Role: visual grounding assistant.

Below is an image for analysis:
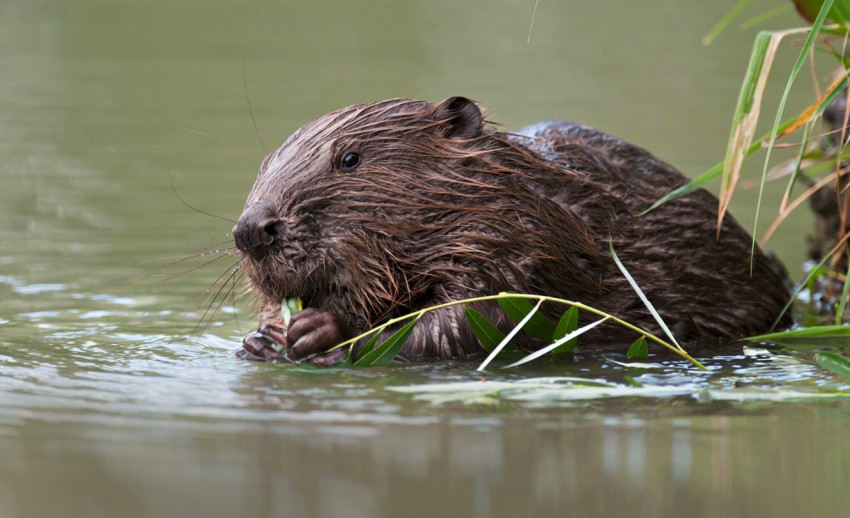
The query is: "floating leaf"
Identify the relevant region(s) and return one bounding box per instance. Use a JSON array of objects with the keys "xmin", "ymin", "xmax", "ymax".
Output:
[
  {"xmin": 464, "ymin": 308, "xmax": 507, "ymax": 353},
  {"xmin": 354, "ymin": 318, "xmax": 418, "ymax": 367},
  {"xmin": 747, "ymin": 325, "xmax": 850, "ymax": 344},
  {"xmin": 627, "ymin": 336, "xmax": 649, "ymax": 360},
  {"xmin": 498, "ymin": 295, "xmax": 556, "ymax": 341},
  {"xmin": 552, "ymin": 306, "xmax": 579, "ymax": 355},
  {"xmin": 699, "ymin": 388, "xmax": 850, "ymax": 402},
  {"xmin": 816, "ymin": 352, "xmax": 850, "ymax": 379},
  {"xmin": 388, "ymin": 377, "xmax": 850, "ymax": 405},
  {"xmin": 606, "ymin": 358, "xmax": 665, "ymax": 369}
]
